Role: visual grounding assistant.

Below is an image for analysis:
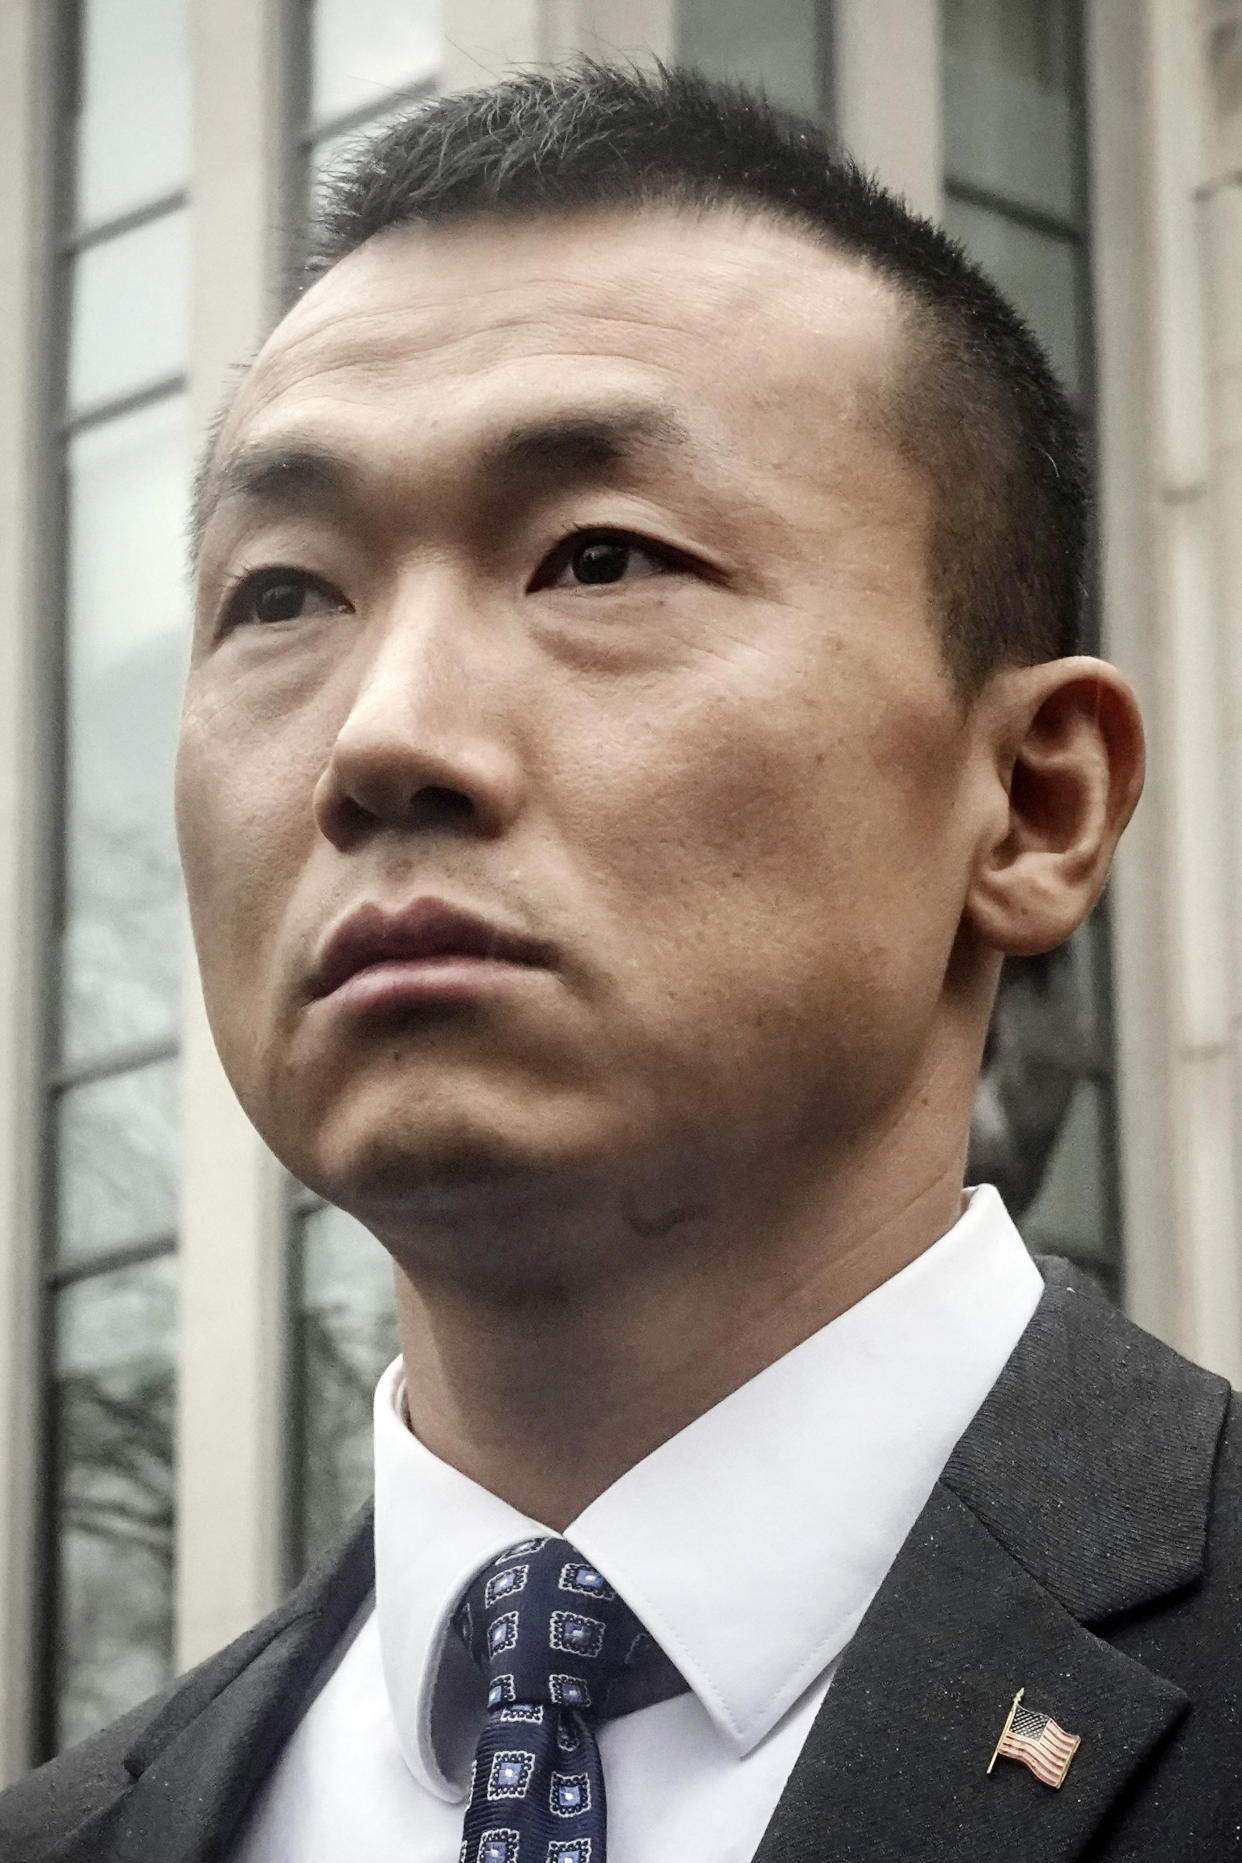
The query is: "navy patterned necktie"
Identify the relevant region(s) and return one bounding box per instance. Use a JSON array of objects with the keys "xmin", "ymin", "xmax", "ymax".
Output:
[{"xmin": 454, "ymin": 1535, "xmax": 687, "ymax": 1863}]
